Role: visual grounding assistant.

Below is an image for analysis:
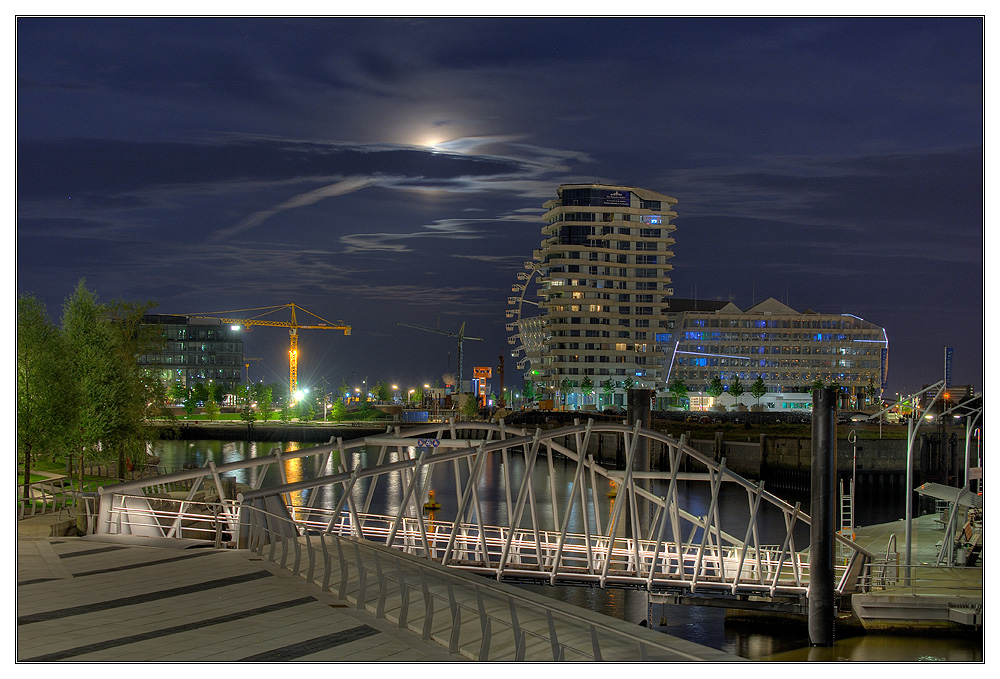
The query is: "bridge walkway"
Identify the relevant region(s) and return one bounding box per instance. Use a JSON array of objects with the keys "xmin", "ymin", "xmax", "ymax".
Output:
[{"xmin": 17, "ymin": 531, "xmax": 741, "ymax": 662}]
